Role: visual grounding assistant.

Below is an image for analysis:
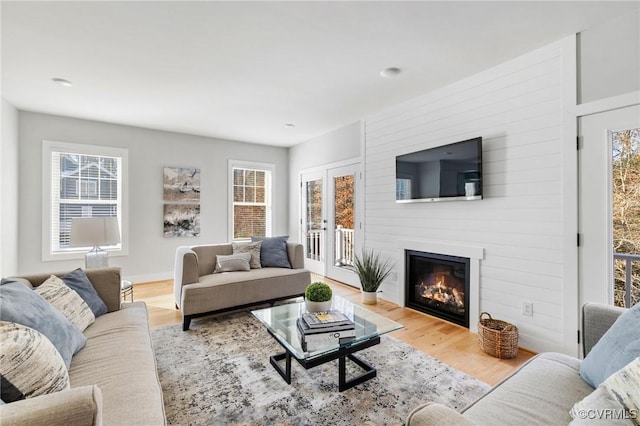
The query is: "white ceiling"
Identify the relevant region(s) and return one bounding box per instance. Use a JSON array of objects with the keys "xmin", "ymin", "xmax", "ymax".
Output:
[{"xmin": 2, "ymin": 1, "xmax": 638, "ymax": 147}]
